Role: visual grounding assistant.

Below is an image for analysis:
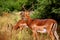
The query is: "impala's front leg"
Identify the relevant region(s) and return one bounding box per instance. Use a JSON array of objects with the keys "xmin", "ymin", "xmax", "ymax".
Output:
[
  {"xmin": 20, "ymin": 26, "xmax": 24, "ymax": 31},
  {"xmin": 32, "ymin": 30, "xmax": 39, "ymax": 40},
  {"xmin": 32, "ymin": 30, "xmax": 37, "ymax": 40},
  {"xmin": 13, "ymin": 25, "xmax": 19, "ymax": 30},
  {"xmin": 36, "ymin": 33, "xmax": 40, "ymax": 40}
]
